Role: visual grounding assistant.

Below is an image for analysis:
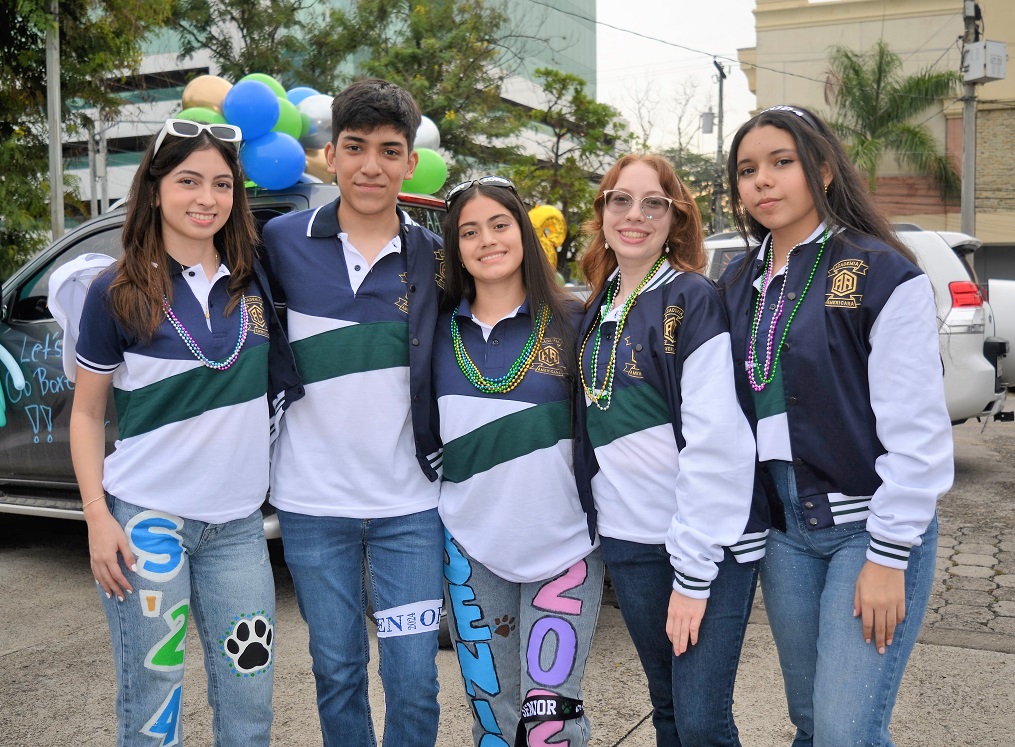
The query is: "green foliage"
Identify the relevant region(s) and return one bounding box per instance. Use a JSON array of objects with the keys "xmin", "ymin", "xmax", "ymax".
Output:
[
  {"xmin": 301, "ymin": 0, "xmax": 529, "ymax": 180},
  {"xmin": 504, "ymin": 68, "xmax": 631, "ymax": 273},
  {"xmin": 0, "ymin": 0, "xmax": 169, "ymax": 282},
  {"xmin": 662, "ymin": 146, "xmax": 722, "ymax": 232},
  {"xmin": 169, "ymin": 0, "xmax": 311, "ymax": 84},
  {"xmin": 825, "ymin": 39, "xmax": 961, "ymax": 197}
]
